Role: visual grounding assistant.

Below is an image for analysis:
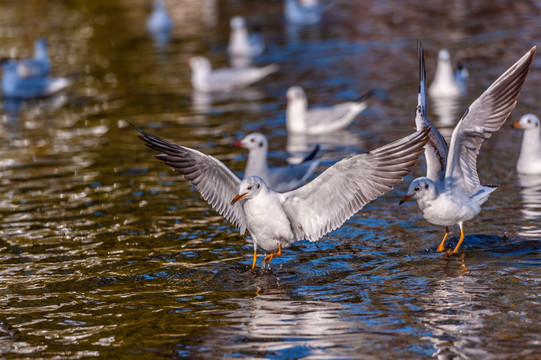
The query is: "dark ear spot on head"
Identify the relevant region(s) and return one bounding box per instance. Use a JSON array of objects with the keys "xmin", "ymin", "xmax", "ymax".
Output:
[
  {"xmin": 259, "ymin": 142, "xmax": 263, "ymax": 148},
  {"xmin": 257, "ymin": 184, "xmax": 260, "ymax": 188},
  {"xmin": 425, "ymin": 184, "xmax": 429, "ymax": 189}
]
